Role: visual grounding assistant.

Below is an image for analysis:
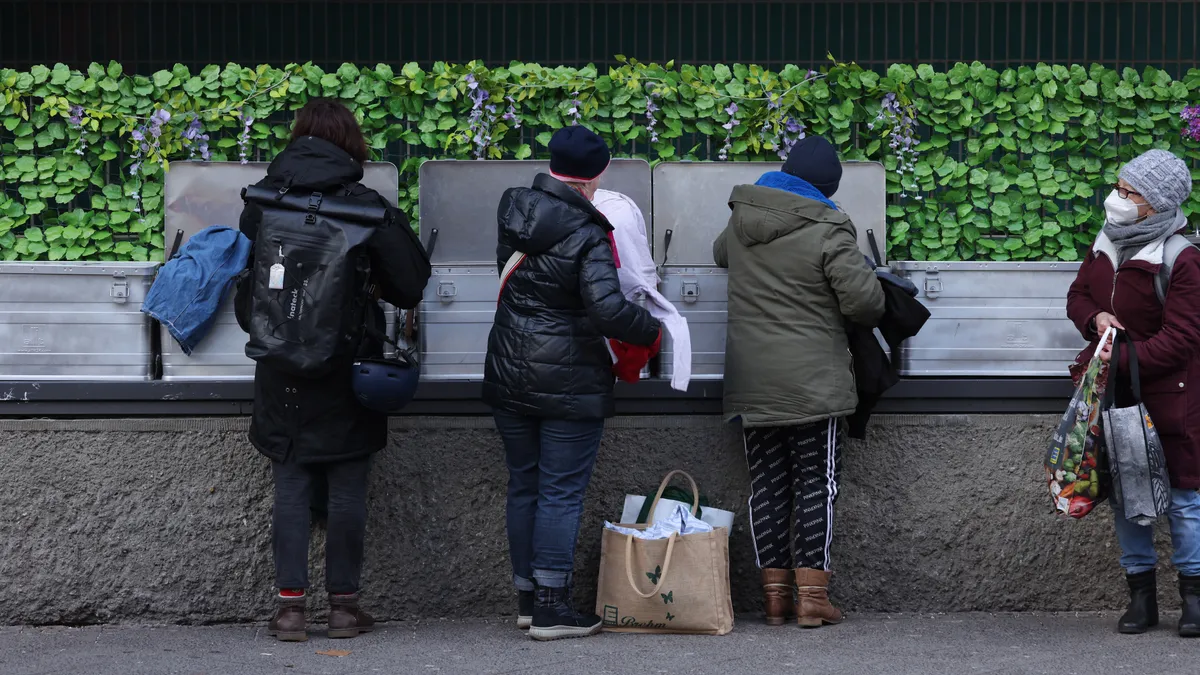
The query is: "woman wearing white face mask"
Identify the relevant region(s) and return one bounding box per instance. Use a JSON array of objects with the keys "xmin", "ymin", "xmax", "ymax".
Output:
[{"xmin": 1067, "ymin": 149, "xmax": 1200, "ymax": 638}]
